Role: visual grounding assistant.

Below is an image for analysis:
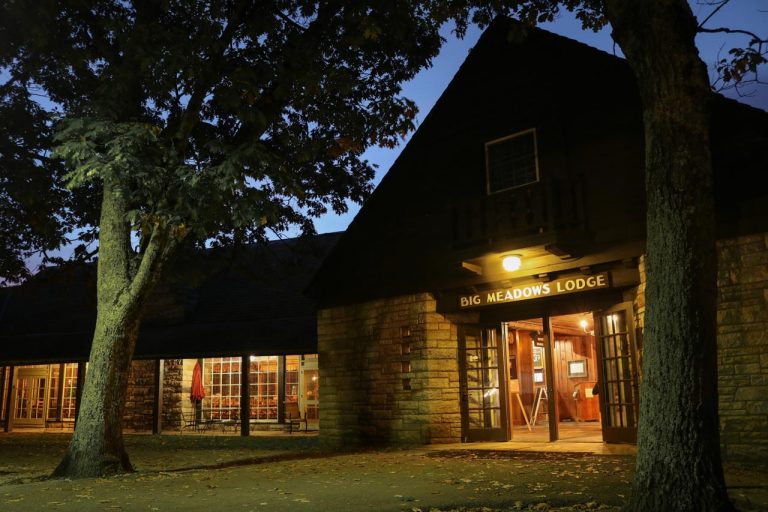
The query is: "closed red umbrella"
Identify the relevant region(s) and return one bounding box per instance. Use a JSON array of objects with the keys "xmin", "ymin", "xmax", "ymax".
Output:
[{"xmin": 190, "ymin": 361, "xmax": 206, "ymax": 402}]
